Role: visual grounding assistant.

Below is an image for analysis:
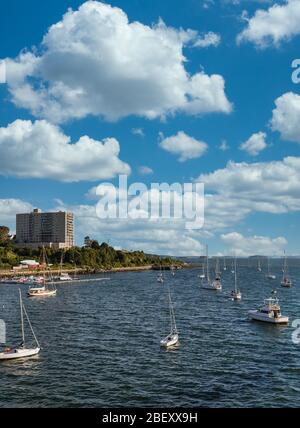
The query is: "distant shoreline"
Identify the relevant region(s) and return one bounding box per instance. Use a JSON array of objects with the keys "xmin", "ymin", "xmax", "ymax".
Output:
[{"xmin": 0, "ymin": 264, "xmax": 186, "ymax": 279}]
